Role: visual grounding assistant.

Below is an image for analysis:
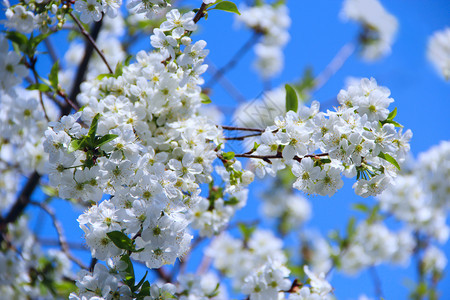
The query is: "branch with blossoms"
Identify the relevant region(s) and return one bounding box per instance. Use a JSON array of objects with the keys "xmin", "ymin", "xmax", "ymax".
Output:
[{"xmin": 0, "ymin": 0, "xmax": 448, "ymax": 299}]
